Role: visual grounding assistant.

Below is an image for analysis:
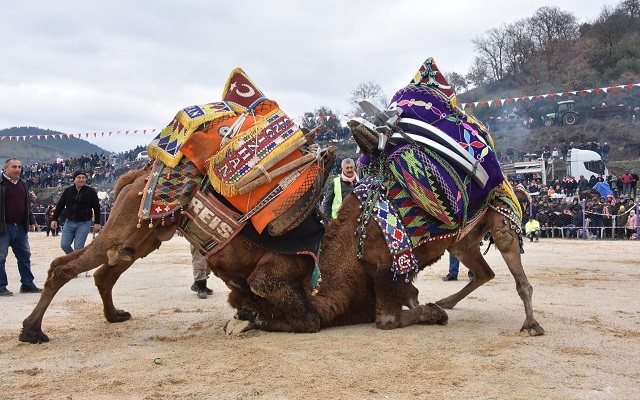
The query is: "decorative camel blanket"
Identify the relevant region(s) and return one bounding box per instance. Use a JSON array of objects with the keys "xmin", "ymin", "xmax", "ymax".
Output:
[
  {"xmin": 353, "ymin": 172, "xmax": 522, "ymax": 281},
  {"xmin": 148, "ymin": 102, "xmax": 236, "ymax": 168},
  {"xmin": 351, "ymin": 57, "xmax": 524, "ymax": 280},
  {"xmin": 387, "ymin": 144, "xmax": 467, "ymax": 228},
  {"xmin": 138, "ymin": 157, "xmax": 204, "ymax": 222},
  {"xmin": 353, "ymin": 178, "xmax": 419, "ymax": 282},
  {"xmin": 387, "ymin": 58, "xmax": 504, "ymax": 207},
  {"xmin": 141, "ymin": 68, "xmax": 328, "ymax": 235}
]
